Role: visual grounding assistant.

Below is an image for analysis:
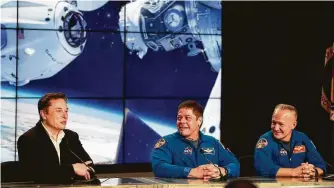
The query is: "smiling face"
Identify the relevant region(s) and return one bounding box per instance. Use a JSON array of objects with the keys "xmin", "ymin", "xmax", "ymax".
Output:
[
  {"xmin": 177, "ymin": 107, "xmax": 202, "ymax": 140},
  {"xmin": 271, "ymin": 109, "xmax": 297, "ymax": 142},
  {"xmin": 40, "ymin": 98, "xmax": 68, "ymax": 132}
]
